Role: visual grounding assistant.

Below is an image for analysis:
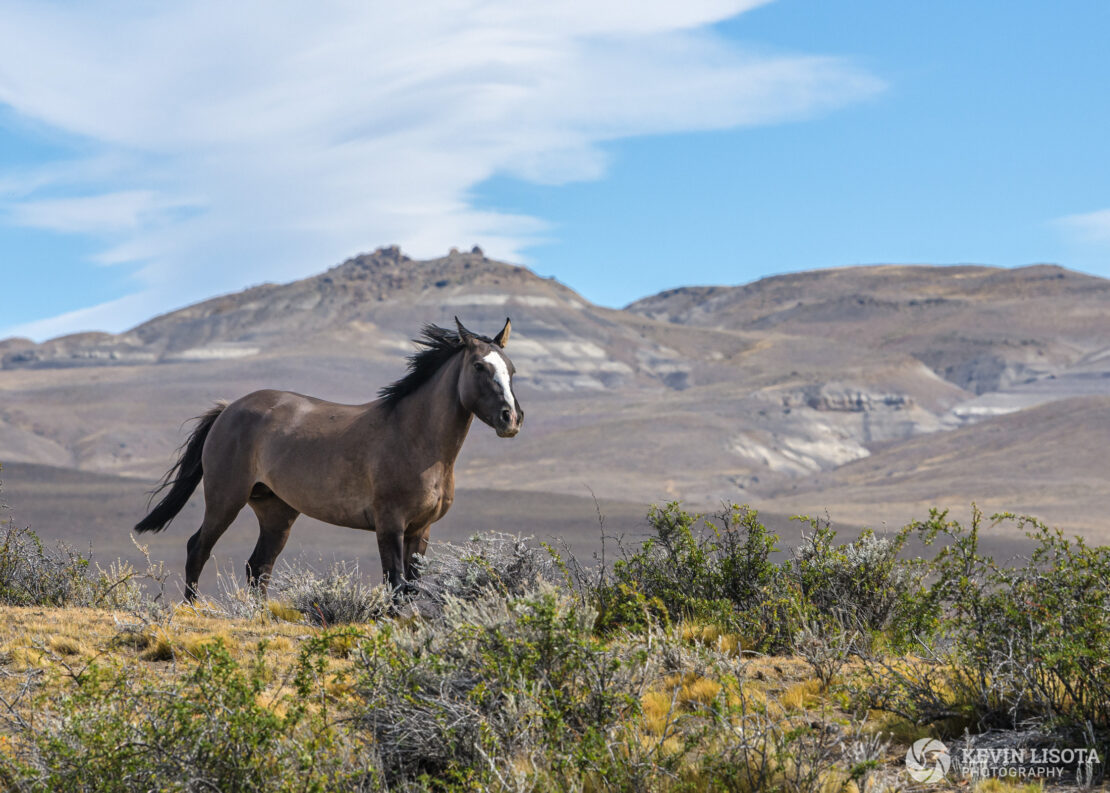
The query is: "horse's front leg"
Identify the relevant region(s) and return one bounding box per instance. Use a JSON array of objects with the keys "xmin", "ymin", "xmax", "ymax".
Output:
[
  {"xmin": 375, "ymin": 515, "xmax": 413, "ymax": 596},
  {"xmin": 404, "ymin": 525, "xmax": 431, "ymax": 581}
]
